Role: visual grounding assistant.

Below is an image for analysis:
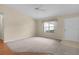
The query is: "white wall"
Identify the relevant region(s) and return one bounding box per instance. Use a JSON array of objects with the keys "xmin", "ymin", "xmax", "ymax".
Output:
[
  {"xmin": 0, "ymin": 15, "xmax": 3, "ymax": 39},
  {"xmin": 64, "ymin": 16, "xmax": 79, "ymax": 42},
  {"xmin": 35, "ymin": 17, "xmax": 64, "ymax": 40},
  {"xmin": 0, "ymin": 5, "xmax": 35, "ymax": 42}
]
